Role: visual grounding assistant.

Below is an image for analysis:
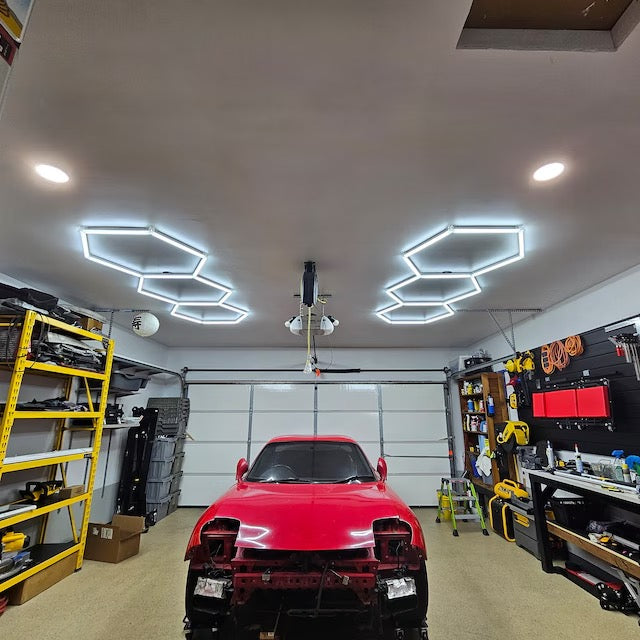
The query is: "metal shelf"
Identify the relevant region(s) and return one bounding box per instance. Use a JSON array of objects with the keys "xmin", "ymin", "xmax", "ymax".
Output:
[
  {"xmin": 13, "ymin": 411, "xmax": 102, "ymax": 420},
  {"xmin": 0, "ymin": 309, "xmax": 115, "ymax": 583},
  {"xmin": 2, "ymin": 448, "xmax": 93, "ymax": 473},
  {"xmin": 0, "ymin": 542, "xmax": 80, "ymax": 594},
  {"xmin": 26, "ymin": 361, "xmax": 107, "ymax": 380},
  {"xmin": 0, "ymin": 493, "xmax": 89, "ymax": 528}
]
